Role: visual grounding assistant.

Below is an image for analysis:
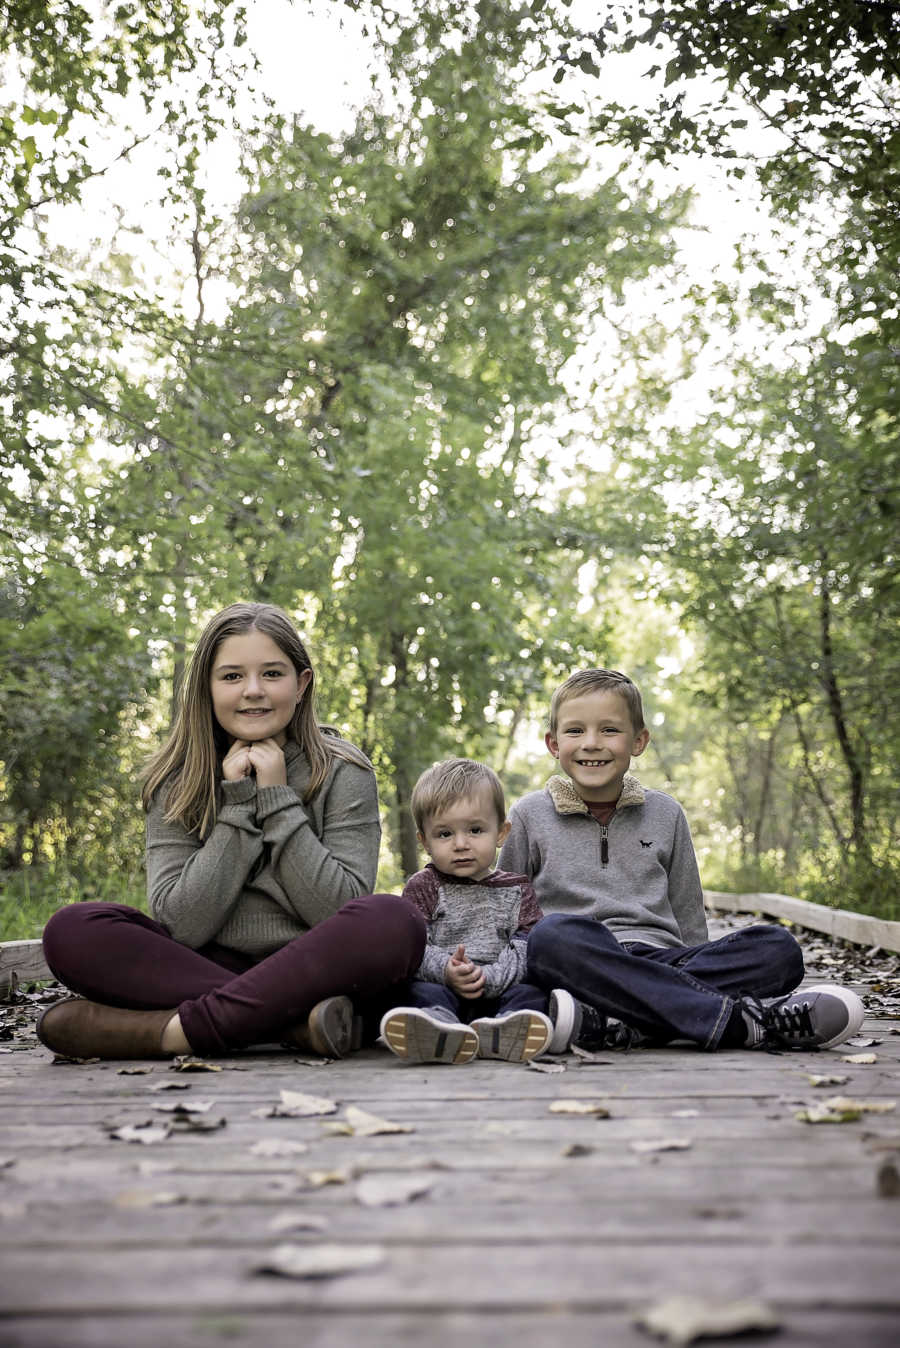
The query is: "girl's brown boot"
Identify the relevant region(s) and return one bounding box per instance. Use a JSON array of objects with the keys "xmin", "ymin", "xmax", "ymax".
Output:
[{"xmin": 36, "ymin": 998, "xmax": 177, "ymax": 1060}]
